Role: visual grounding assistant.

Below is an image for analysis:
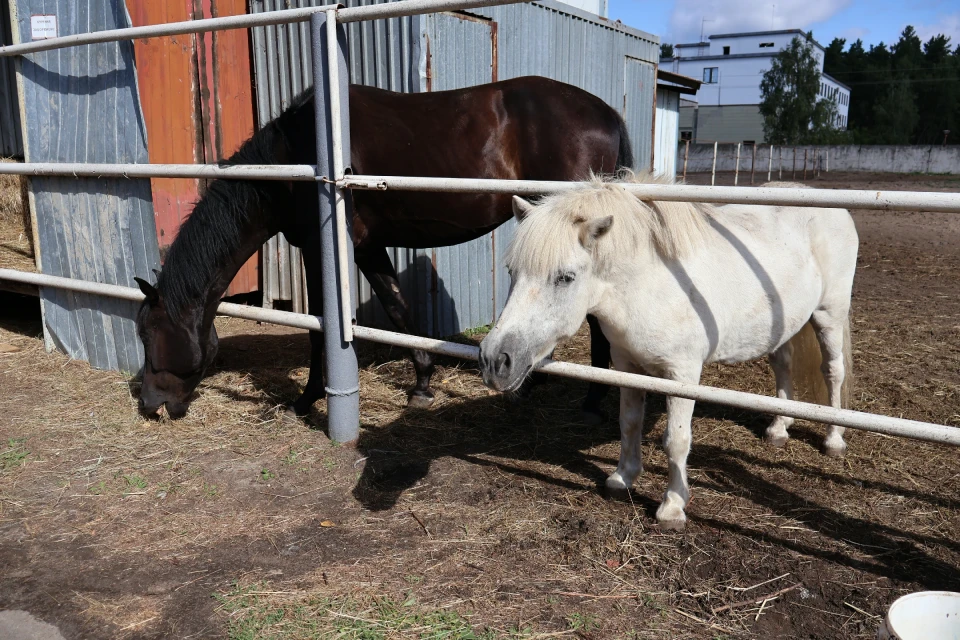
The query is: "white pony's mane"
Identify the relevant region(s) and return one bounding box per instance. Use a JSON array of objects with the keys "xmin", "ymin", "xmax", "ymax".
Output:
[{"xmin": 506, "ymin": 171, "xmax": 712, "ymax": 276}]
